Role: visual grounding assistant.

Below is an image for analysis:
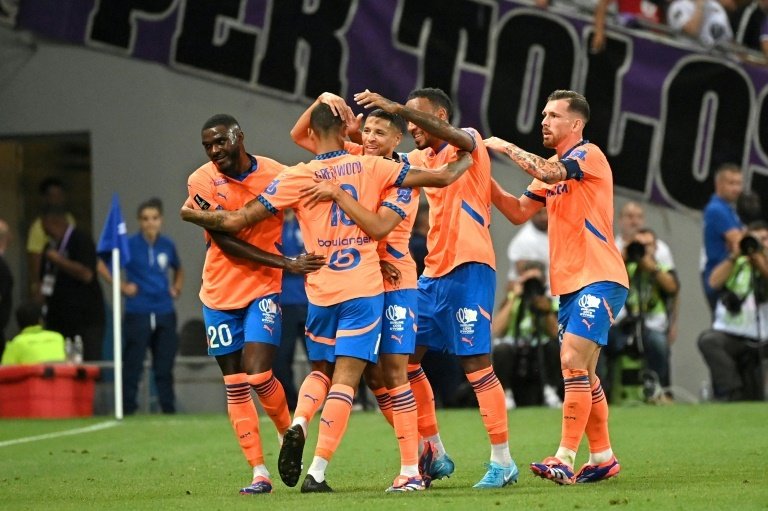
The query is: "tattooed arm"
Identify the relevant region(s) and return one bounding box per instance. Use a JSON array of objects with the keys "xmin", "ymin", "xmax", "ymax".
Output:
[{"xmin": 484, "ymin": 136, "xmax": 566, "ymax": 184}]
